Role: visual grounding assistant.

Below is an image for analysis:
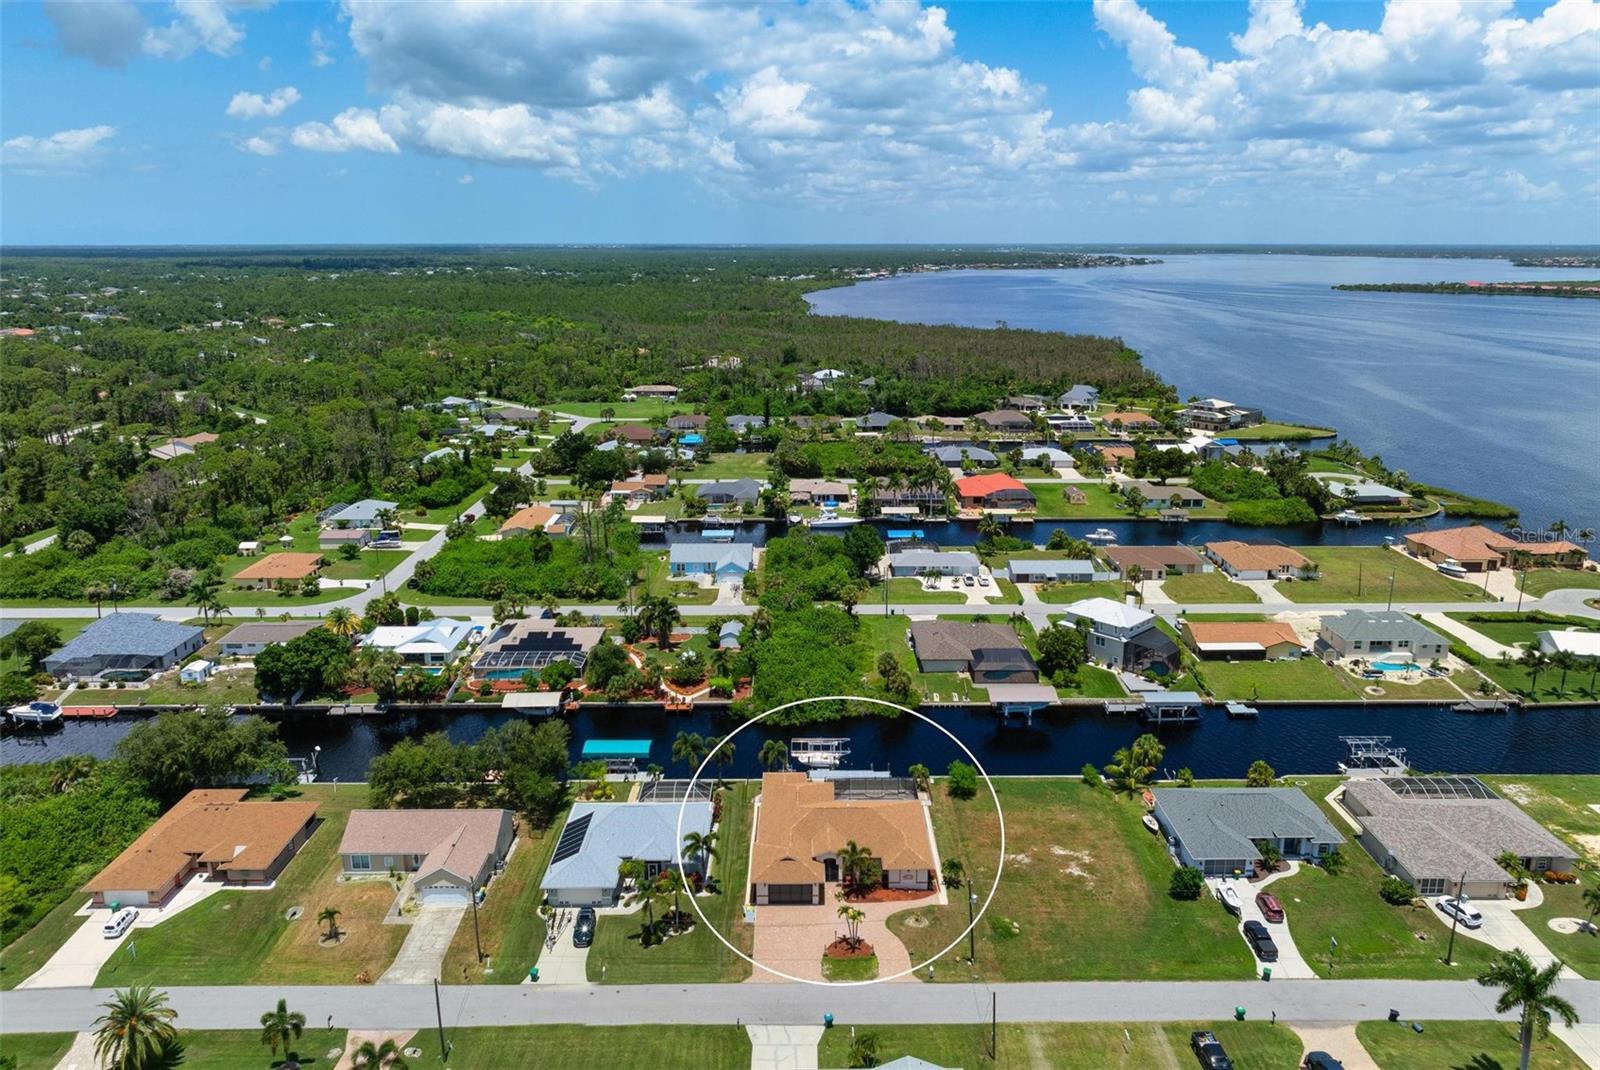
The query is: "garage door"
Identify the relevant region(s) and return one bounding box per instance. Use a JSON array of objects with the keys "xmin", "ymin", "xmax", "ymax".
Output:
[{"xmin": 418, "ymin": 884, "xmax": 470, "ymax": 906}]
